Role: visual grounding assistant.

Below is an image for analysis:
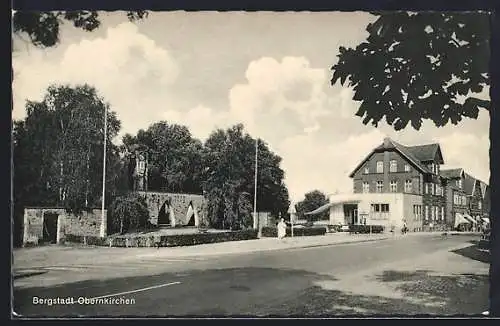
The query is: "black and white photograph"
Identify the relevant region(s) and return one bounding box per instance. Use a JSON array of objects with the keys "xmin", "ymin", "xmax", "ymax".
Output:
[{"xmin": 11, "ymin": 9, "xmax": 493, "ymax": 318}]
